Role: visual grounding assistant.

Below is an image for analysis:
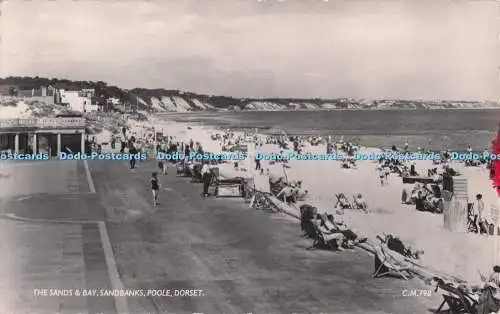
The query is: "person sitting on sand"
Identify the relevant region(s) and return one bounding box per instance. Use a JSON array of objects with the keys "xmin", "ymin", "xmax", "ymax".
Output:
[
  {"xmin": 312, "ymin": 215, "xmax": 345, "ymax": 251},
  {"xmin": 300, "ymin": 204, "xmax": 318, "ymax": 234},
  {"xmin": 478, "ymin": 265, "xmax": 500, "ymax": 311},
  {"xmin": 325, "ymin": 214, "xmax": 367, "ymax": 248},
  {"xmin": 401, "ymin": 166, "xmax": 410, "ymax": 177},
  {"xmin": 341, "ymin": 159, "xmax": 350, "ymax": 169},
  {"xmin": 415, "ymin": 191, "xmax": 425, "ymax": 211},
  {"xmin": 277, "ymin": 185, "xmax": 296, "ymax": 205},
  {"xmin": 353, "ymin": 194, "xmax": 368, "ymax": 212},
  {"xmin": 410, "ymin": 161, "xmax": 418, "ymax": 176},
  {"xmin": 432, "ymin": 171, "xmax": 442, "ymax": 183},
  {"xmin": 423, "ymin": 194, "xmax": 442, "ymax": 213},
  {"xmin": 482, "ymin": 266, "xmax": 500, "ymax": 290}
]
